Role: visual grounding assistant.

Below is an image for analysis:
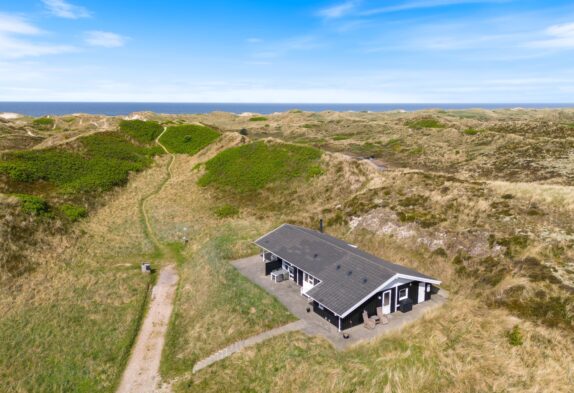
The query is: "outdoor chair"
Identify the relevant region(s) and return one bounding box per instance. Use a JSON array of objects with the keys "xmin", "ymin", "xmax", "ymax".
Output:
[
  {"xmin": 362, "ymin": 310, "xmax": 375, "ymax": 330},
  {"xmin": 376, "ymin": 307, "xmax": 389, "ymax": 325}
]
